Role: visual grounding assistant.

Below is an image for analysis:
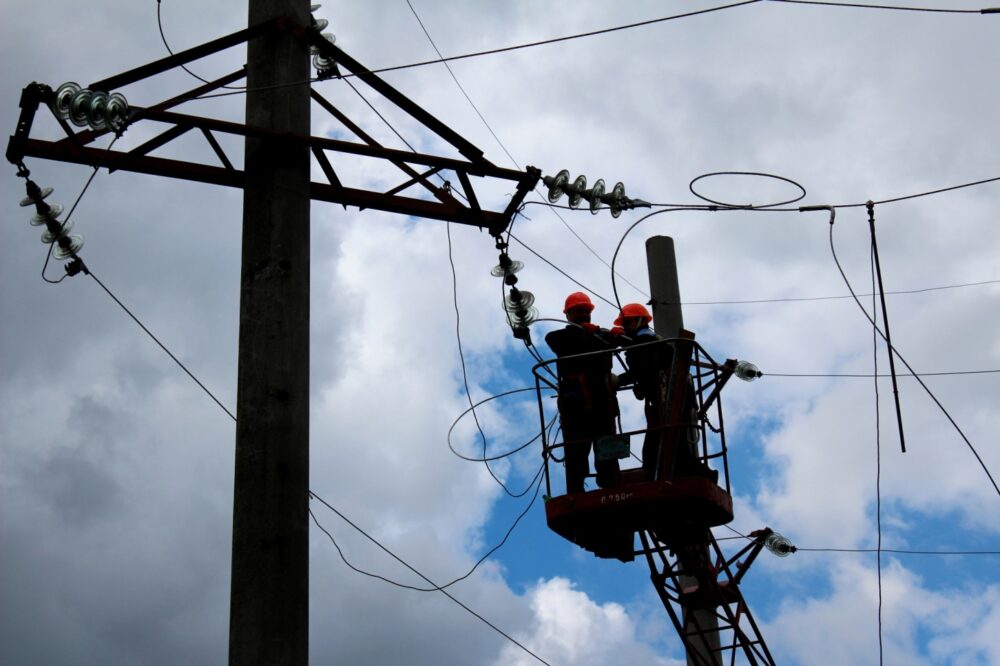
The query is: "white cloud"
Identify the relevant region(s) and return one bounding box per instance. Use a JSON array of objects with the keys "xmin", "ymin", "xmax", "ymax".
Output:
[
  {"xmin": 494, "ymin": 577, "xmax": 681, "ymax": 666},
  {"xmin": 2, "ymin": 1, "xmax": 999, "ymax": 664}
]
